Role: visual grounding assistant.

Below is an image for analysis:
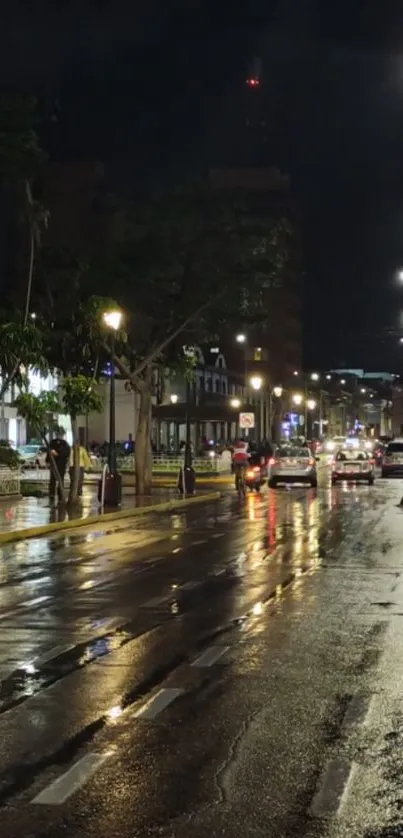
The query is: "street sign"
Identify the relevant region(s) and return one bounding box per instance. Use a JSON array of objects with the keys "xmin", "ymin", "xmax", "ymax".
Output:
[{"xmin": 239, "ymin": 412, "xmax": 255, "ymax": 429}]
